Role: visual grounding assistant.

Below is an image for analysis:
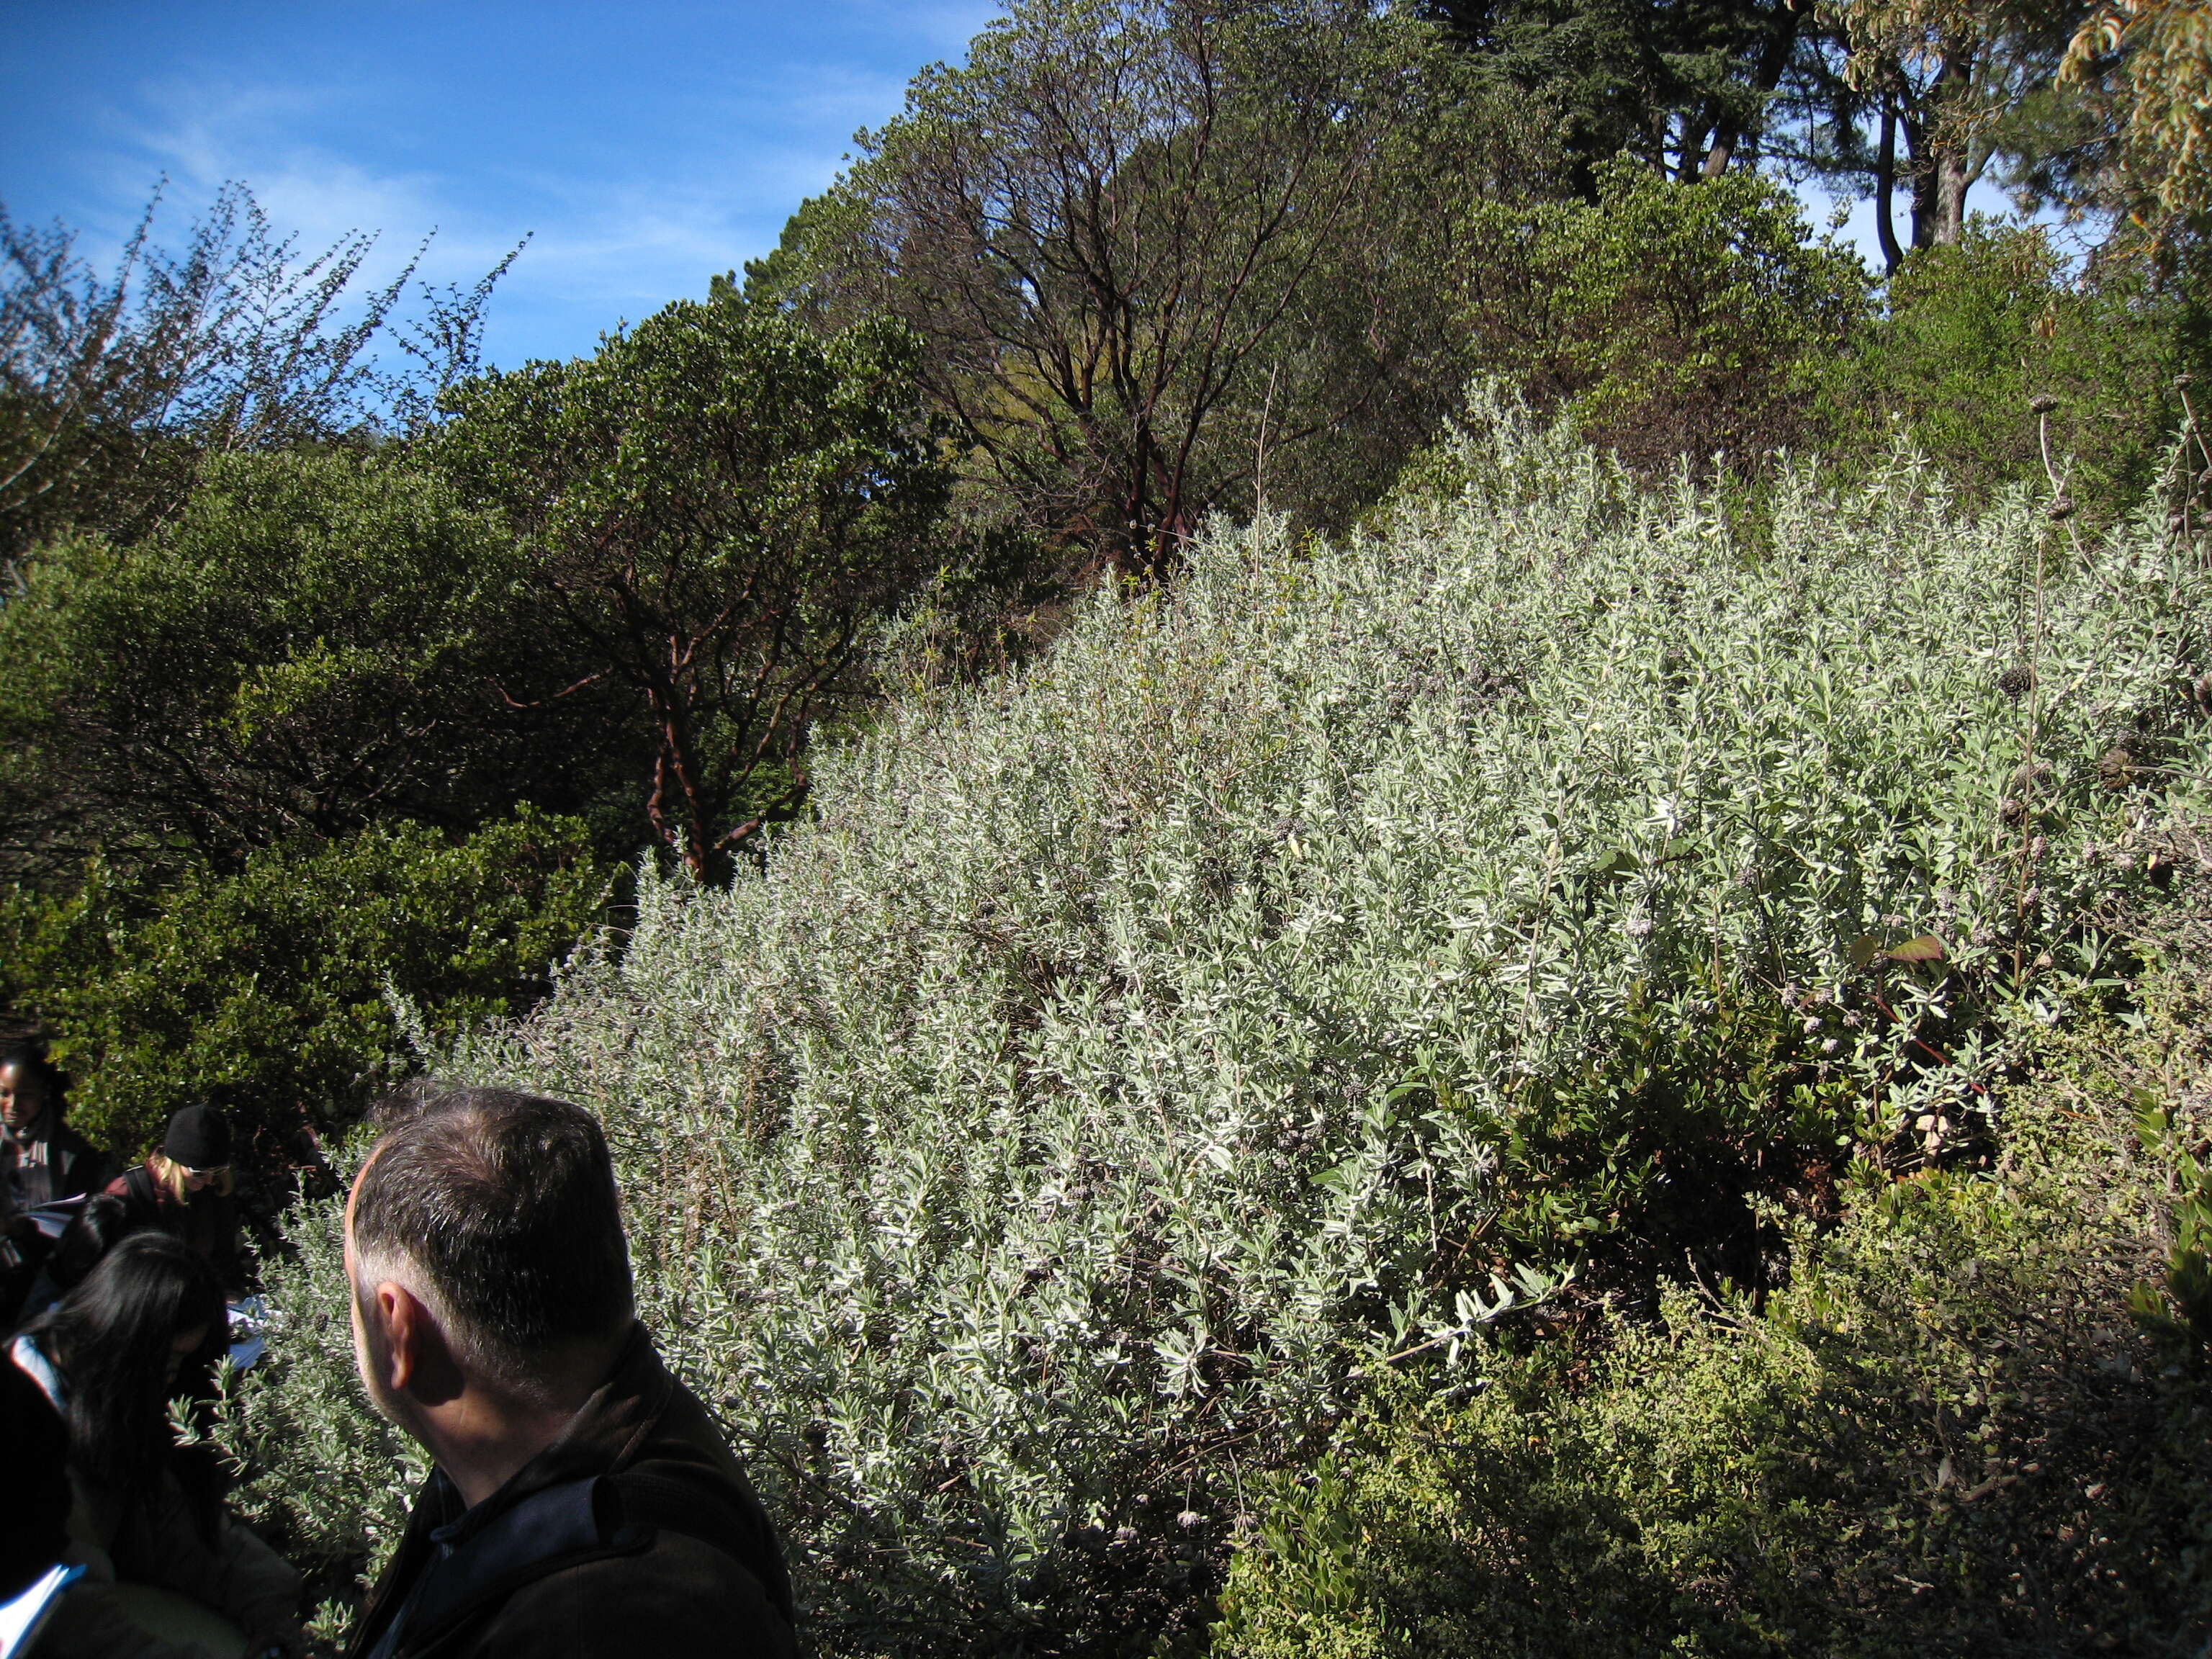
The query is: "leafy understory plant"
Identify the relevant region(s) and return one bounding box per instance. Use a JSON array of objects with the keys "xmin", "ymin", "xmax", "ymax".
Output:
[
  {"xmin": 219, "ymin": 390, "xmax": 2211, "ymax": 1656},
  {"xmin": 2131, "ymin": 1095, "xmax": 2212, "ymax": 1358}
]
